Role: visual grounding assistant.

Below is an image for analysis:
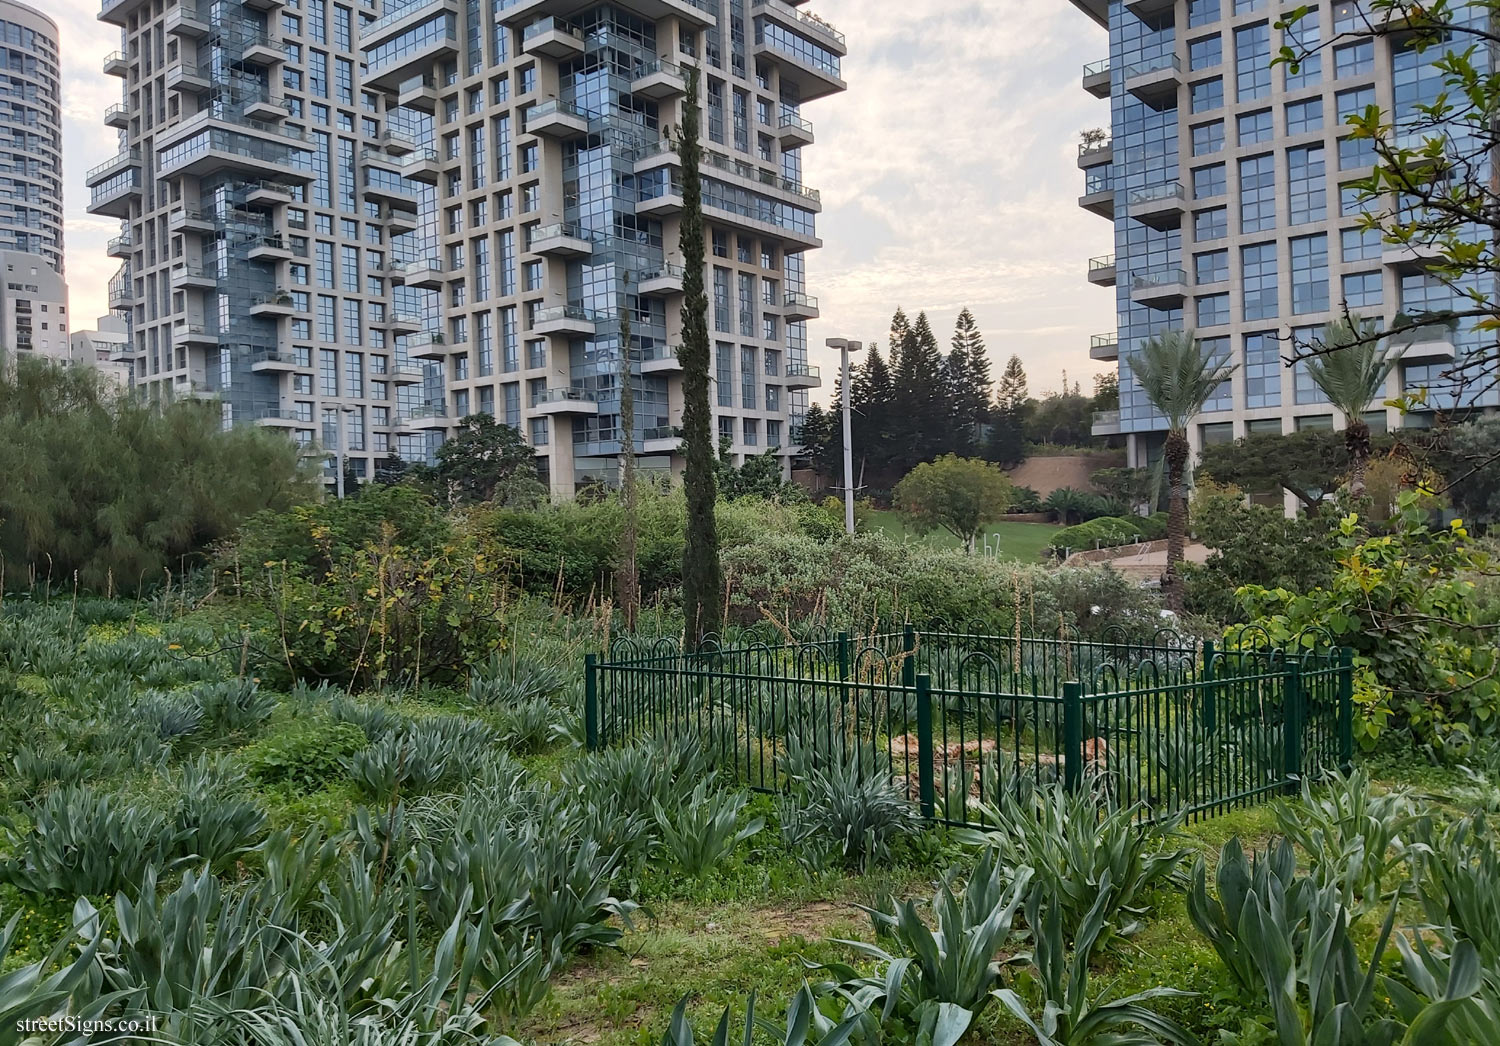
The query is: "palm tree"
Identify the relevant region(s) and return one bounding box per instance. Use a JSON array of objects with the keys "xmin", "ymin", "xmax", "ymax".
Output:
[
  {"xmin": 1127, "ymin": 330, "xmax": 1237, "ymax": 612},
  {"xmin": 1302, "ymin": 316, "xmax": 1399, "ymax": 498}
]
